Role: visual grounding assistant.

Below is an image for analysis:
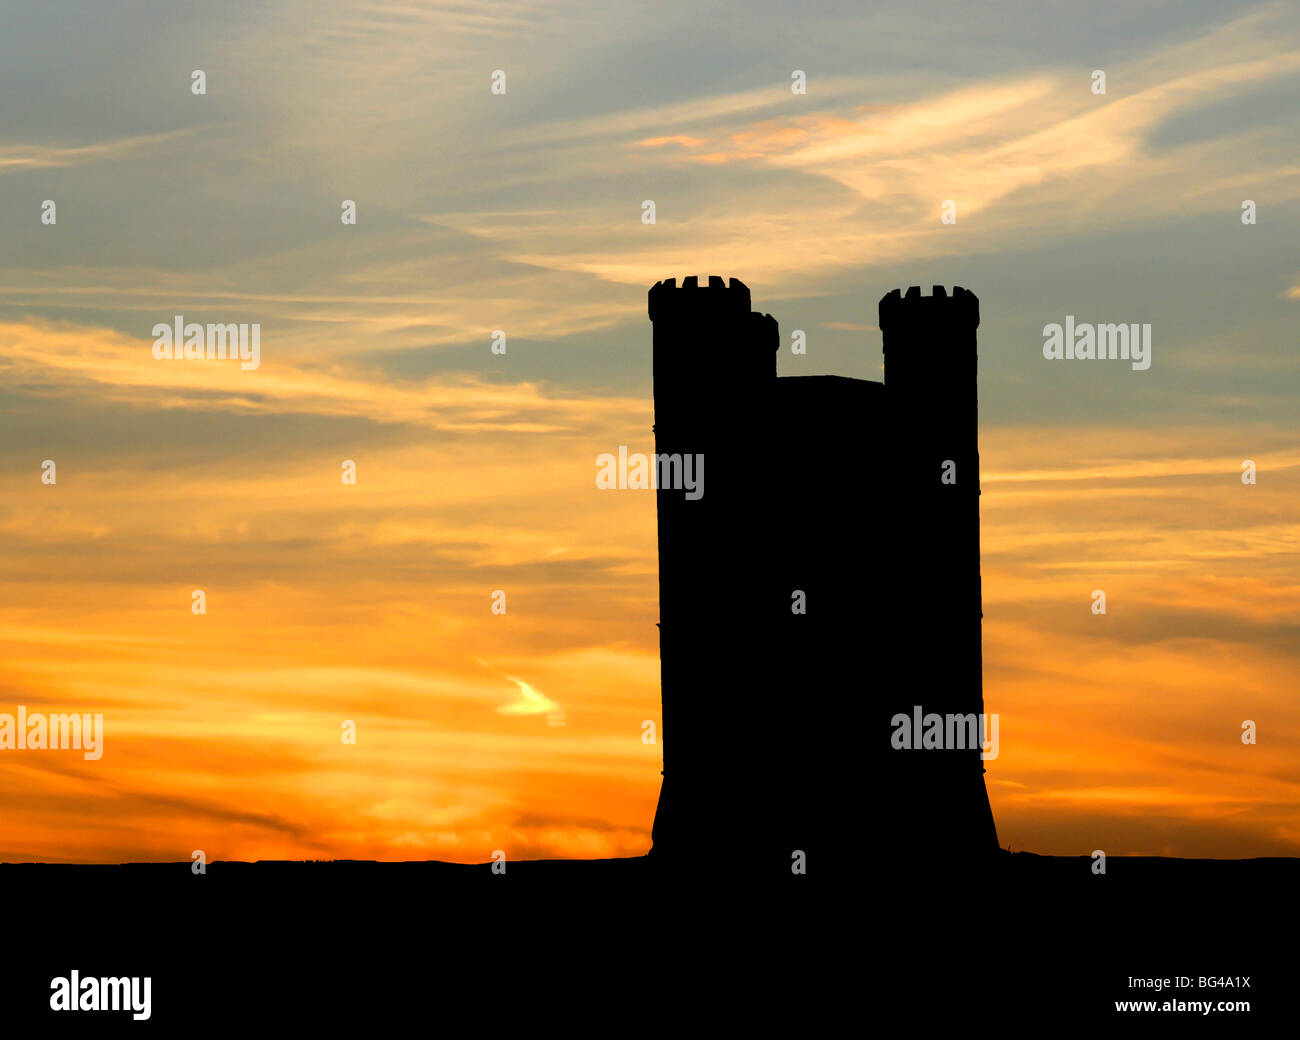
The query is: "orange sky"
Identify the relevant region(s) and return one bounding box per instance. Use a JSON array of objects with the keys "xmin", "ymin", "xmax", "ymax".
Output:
[
  {"xmin": 2, "ymin": 396, "xmax": 1298, "ymax": 862},
  {"xmin": 3, "ymin": 2, "xmax": 1299, "ymax": 862},
  {"xmin": 0, "ymin": 374, "xmax": 662, "ymax": 862}
]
